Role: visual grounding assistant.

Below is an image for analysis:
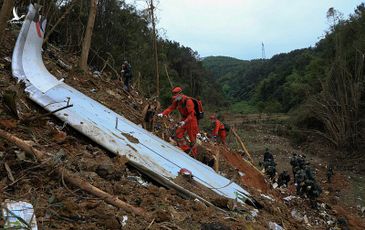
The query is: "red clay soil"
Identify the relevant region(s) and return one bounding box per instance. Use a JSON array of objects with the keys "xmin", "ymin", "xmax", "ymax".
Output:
[
  {"xmin": 219, "ymin": 147, "xmax": 270, "ymax": 193},
  {"xmin": 332, "ymin": 205, "xmax": 365, "ymax": 229}
]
